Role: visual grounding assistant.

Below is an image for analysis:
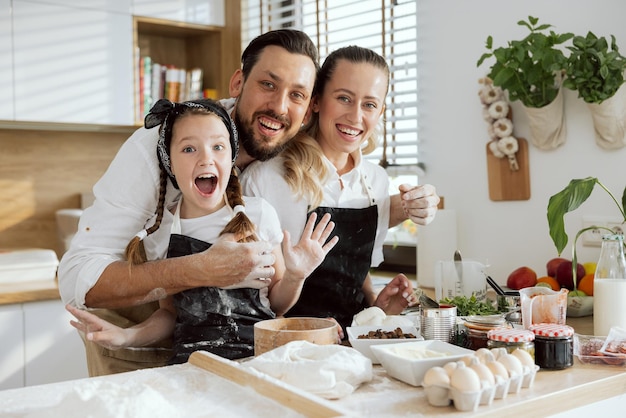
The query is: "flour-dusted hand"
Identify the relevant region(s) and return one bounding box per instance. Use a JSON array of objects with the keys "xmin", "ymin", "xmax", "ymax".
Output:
[
  {"xmin": 282, "ymin": 212, "xmax": 339, "ymax": 281},
  {"xmin": 374, "ymin": 274, "xmax": 415, "ymax": 315},
  {"xmin": 66, "ymin": 304, "xmax": 129, "ymax": 350},
  {"xmin": 200, "ymin": 233, "xmax": 276, "ymax": 290},
  {"xmin": 398, "ymin": 183, "xmax": 440, "ymax": 226}
]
